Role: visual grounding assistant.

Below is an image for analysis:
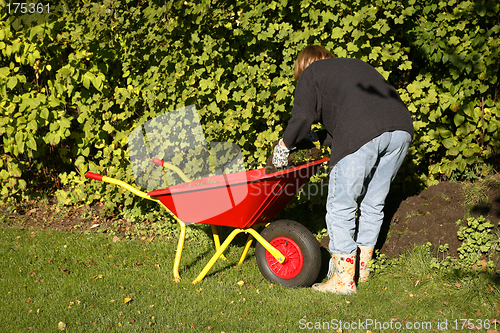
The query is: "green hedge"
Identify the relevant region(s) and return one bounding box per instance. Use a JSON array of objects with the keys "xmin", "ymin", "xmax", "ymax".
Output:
[{"xmin": 0, "ymin": 0, "xmax": 499, "ymax": 212}]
